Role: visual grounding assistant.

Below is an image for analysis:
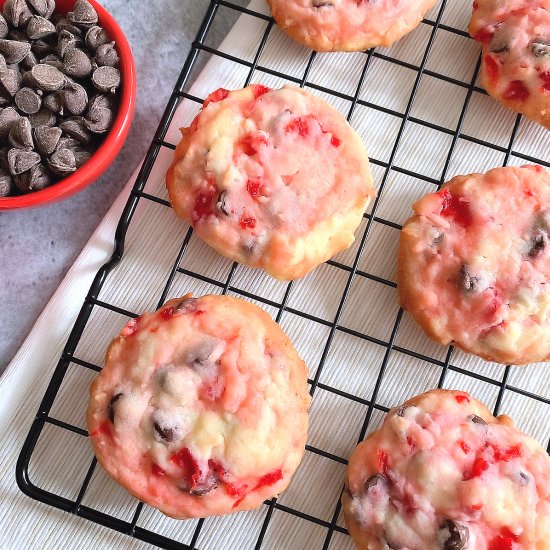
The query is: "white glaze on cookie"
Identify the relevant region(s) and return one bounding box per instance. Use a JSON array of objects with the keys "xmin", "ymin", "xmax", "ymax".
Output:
[
  {"xmin": 267, "ymin": 0, "xmax": 438, "ymax": 52},
  {"xmin": 87, "ymin": 295, "xmax": 310, "ymax": 519},
  {"xmin": 343, "ymin": 390, "xmax": 550, "ymax": 549},
  {"xmin": 469, "ymin": 0, "xmax": 550, "ymax": 129},
  {"xmin": 398, "ymin": 165, "xmax": 550, "ymax": 365},
  {"xmin": 166, "ymin": 85, "xmax": 374, "ymax": 280}
]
